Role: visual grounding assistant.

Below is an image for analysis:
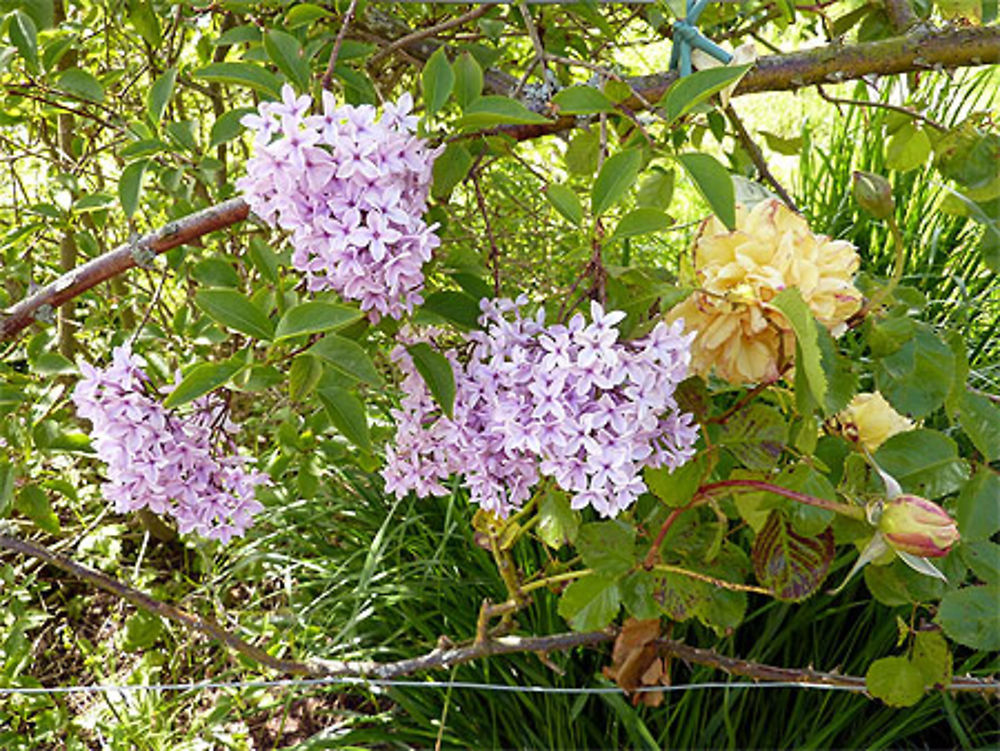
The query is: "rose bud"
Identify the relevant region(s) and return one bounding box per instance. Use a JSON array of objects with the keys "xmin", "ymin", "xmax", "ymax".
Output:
[
  {"xmin": 878, "ymin": 494, "xmax": 960, "ymax": 558},
  {"xmin": 853, "ymin": 171, "xmax": 895, "ymax": 220}
]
